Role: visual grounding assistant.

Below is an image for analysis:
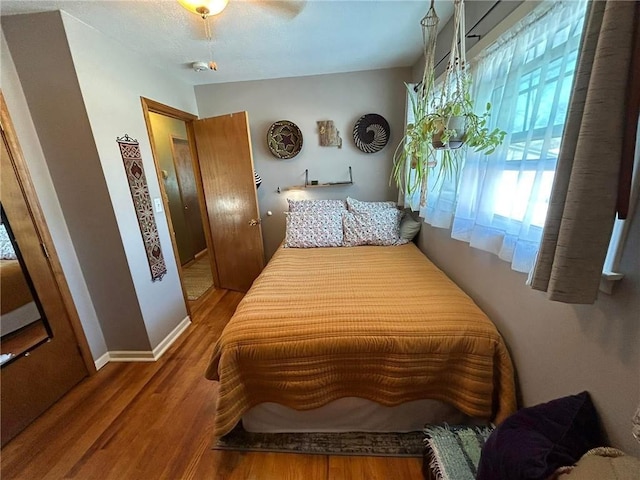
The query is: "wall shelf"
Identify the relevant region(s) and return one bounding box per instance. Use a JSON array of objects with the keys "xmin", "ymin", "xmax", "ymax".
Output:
[{"xmin": 277, "ymin": 167, "xmax": 353, "ymax": 193}]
